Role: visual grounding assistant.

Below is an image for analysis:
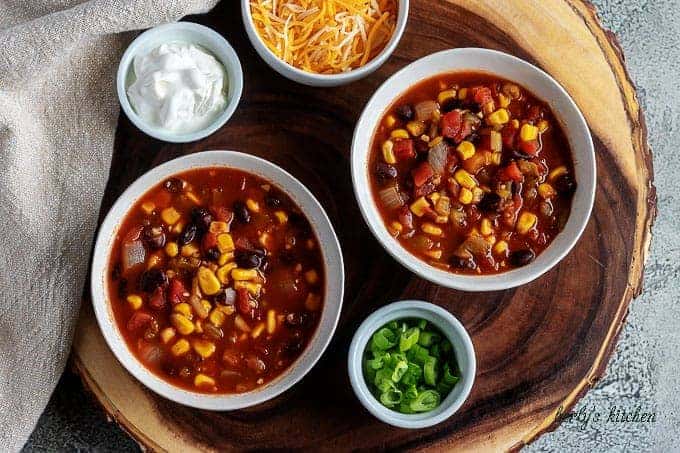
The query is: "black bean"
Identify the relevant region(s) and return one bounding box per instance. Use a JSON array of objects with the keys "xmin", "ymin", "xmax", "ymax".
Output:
[
  {"xmin": 554, "ymin": 174, "xmax": 577, "ymax": 197},
  {"xmin": 139, "ymin": 269, "xmax": 168, "ymax": 293},
  {"xmin": 235, "ymin": 250, "xmax": 262, "ymax": 269},
  {"xmin": 265, "ymin": 194, "xmax": 282, "ymax": 208},
  {"xmin": 414, "ymin": 139, "xmax": 429, "ymax": 154},
  {"xmin": 117, "ymin": 278, "xmax": 128, "ymax": 299},
  {"xmin": 478, "ymin": 193, "xmax": 502, "ymax": 212},
  {"xmin": 163, "ymin": 178, "xmax": 184, "ymax": 193},
  {"xmin": 233, "ymin": 201, "xmax": 250, "ymax": 224},
  {"xmin": 190, "ymin": 207, "xmax": 213, "ymax": 232},
  {"xmin": 510, "ymin": 249, "xmax": 535, "ymax": 267},
  {"xmin": 178, "ymin": 223, "xmax": 197, "ymax": 245},
  {"xmin": 111, "ymin": 263, "xmax": 121, "ymax": 281},
  {"xmin": 143, "ymin": 225, "xmax": 166, "ymax": 249},
  {"xmin": 395, "ymin": 104, "xmax": 414, "ymax": 121},
  {"xmin": 375, "ymin": 162, "xmax": 397, "ymax": 180},
  {"xmin": 440, "ymin": 98, "xmax": 462, "ymax": 113},
  {"xmin": 511, "ymin": 149, "xmax": 532, "ymax": 160},
  {"xmin": 281, "ymin": 338, "xmax": 303, "ymax": 357},
  {"xmin": 450, "ymin": 255, "xmax": 476, "ymax": 270},
  {"xmin": 205, "ymin": 247, "xmax": 220, "ymax": 262},
  {"xmin": 215, "ymin": 287, "xmax": 237, "ymax": 306},
  {"xmin": 284, "ymin": 312, "xmax": 310, "ymax": 328}
]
